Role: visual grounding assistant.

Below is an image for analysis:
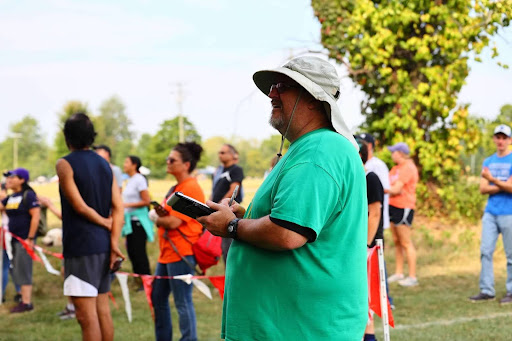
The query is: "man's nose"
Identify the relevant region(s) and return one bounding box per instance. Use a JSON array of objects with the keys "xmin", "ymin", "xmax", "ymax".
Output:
[{"xmin": 268, "ymin": 86, "xmax": 280, "ymax": 99}]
